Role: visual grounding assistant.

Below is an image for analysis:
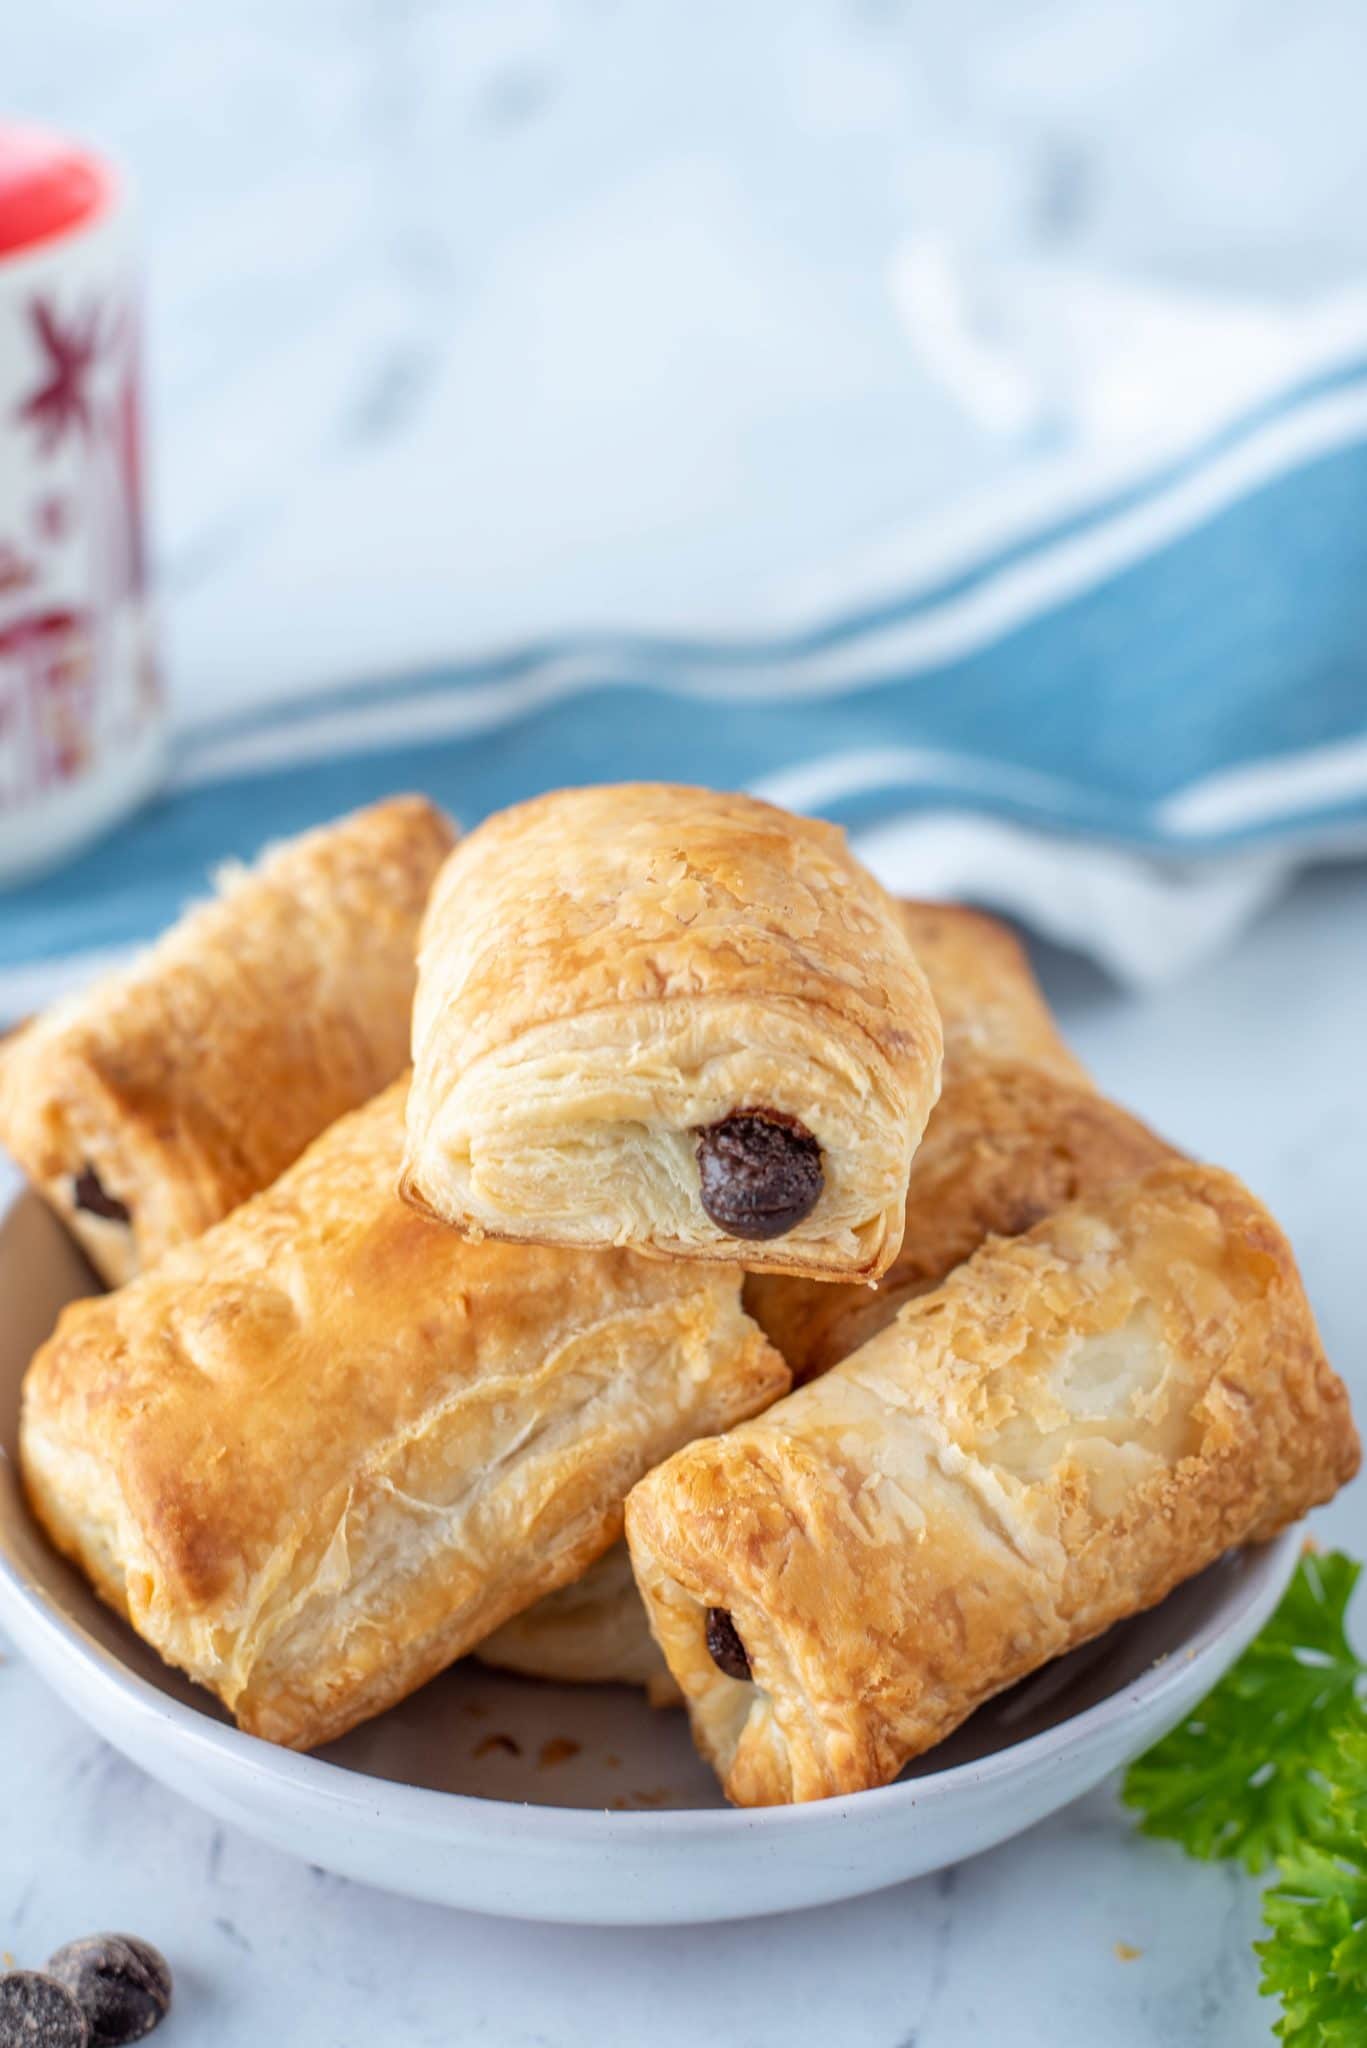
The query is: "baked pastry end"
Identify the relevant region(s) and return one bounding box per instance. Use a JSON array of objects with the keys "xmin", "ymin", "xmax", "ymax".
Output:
[
  {"xmin": 628, "ymin": 1160, "xmax": 1359, "ymax": 1805},
  {"xmin": 404, "ymin": 784, "xmax": 944, "ymax": 1281}
]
